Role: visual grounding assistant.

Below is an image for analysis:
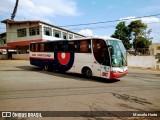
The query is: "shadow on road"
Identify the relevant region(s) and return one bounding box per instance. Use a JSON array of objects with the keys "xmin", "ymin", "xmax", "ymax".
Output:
[
  {"xmin": 112, "ymin": 93, "xmax": 153, "ymax": 105},
  {"xmin": 16, "ymin": 65, "xmax": 120, "ymax": 84}
]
